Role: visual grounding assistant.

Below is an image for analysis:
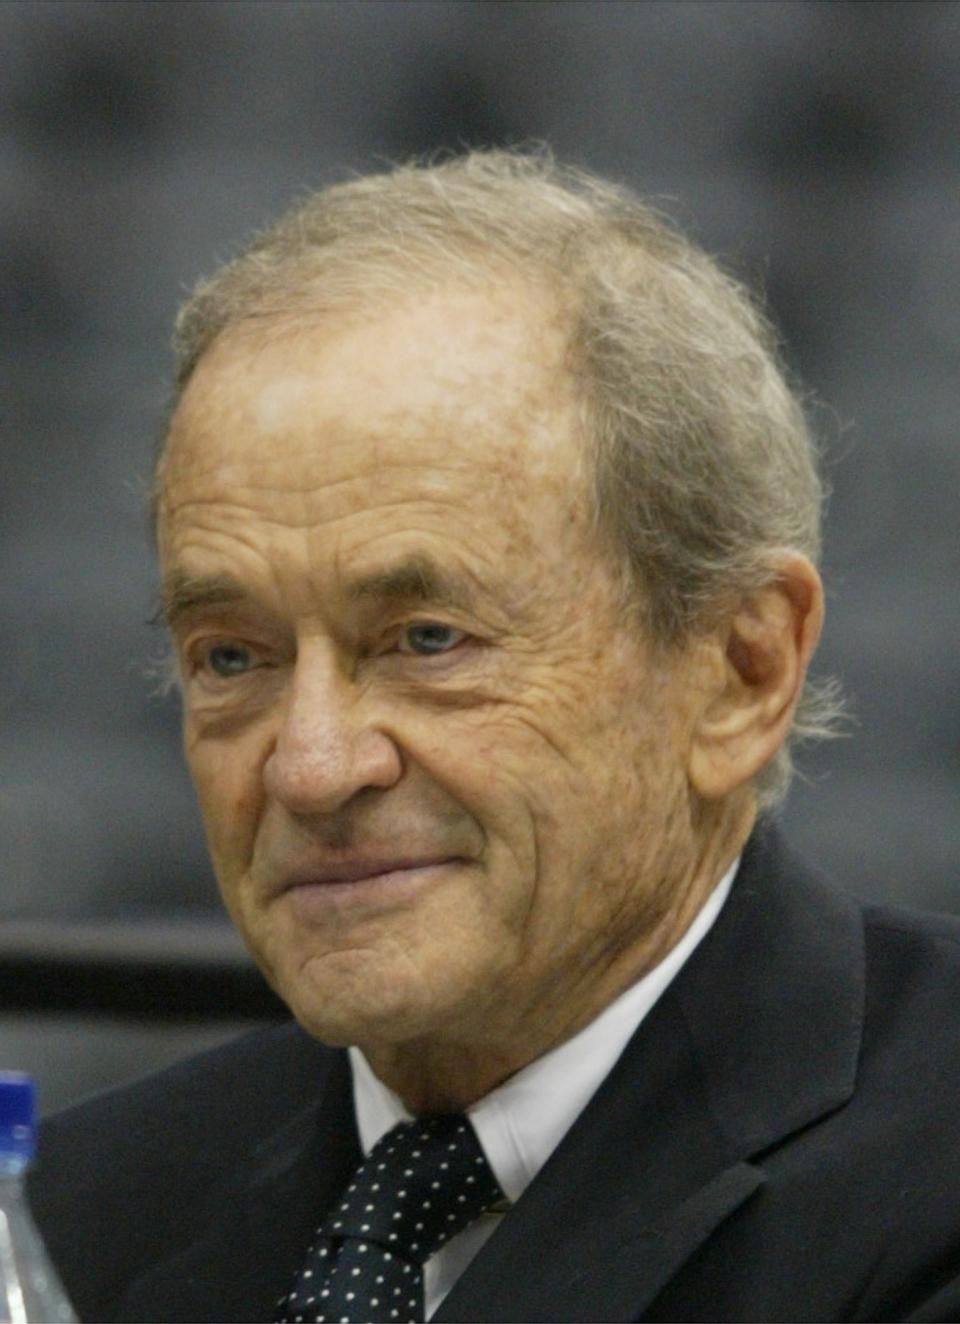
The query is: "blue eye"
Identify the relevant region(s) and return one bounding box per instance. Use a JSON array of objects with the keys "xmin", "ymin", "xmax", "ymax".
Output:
[
  {"xmin": 205, "ymin": 643, "xmax": 254, "ymax": 677},
  {"xmin": 401, "ymin": 623, "xmax": 465, "ymax": 656}
]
